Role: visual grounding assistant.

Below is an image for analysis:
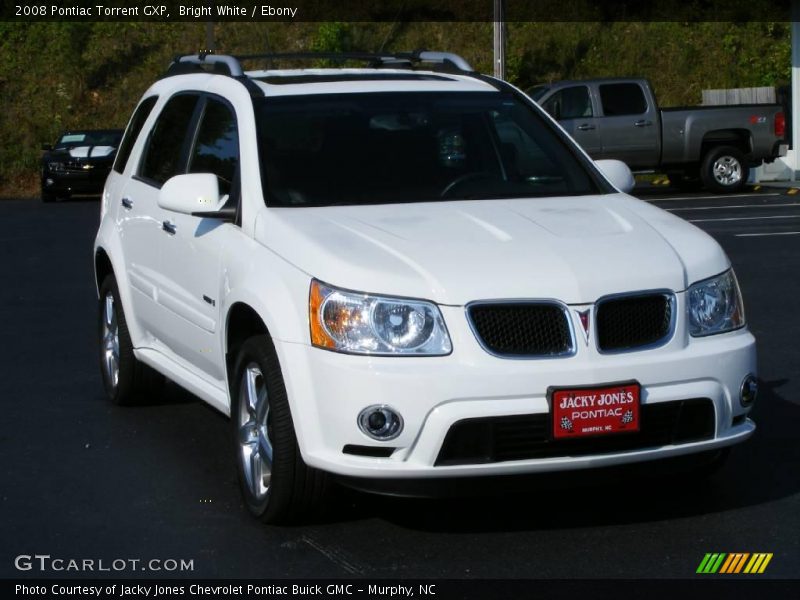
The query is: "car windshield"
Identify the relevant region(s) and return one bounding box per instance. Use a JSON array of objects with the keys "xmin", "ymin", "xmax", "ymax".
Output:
[
  {"xmin": 255, "ymin": 92, "xmax": 608, "ymax": 207},
  {"xmin": 55, "ymin": 131, "xmax": 122, "ymax": 149}
]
